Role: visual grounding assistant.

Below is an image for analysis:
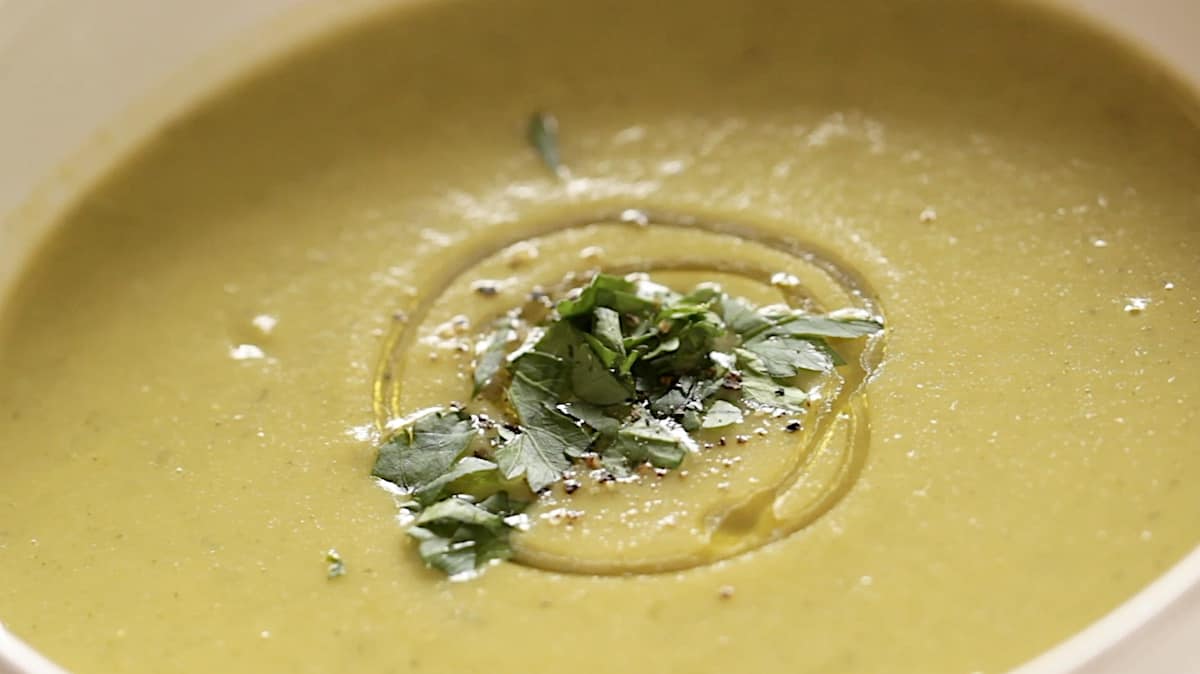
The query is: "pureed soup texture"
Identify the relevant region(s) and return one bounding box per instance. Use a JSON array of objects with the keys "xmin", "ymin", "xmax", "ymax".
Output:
[{"xmin": 2, "ymin": 0, "xmax": 1199, "ymax": 672}]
